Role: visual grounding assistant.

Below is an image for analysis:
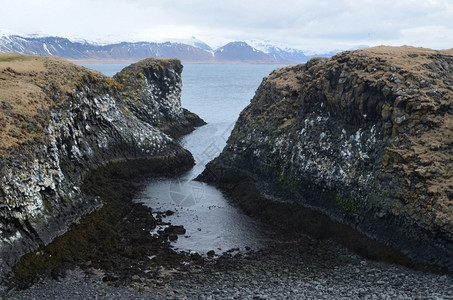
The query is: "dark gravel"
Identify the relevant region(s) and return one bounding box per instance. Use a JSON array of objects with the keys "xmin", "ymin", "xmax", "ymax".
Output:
[{"xmin": 5, "ymin": 237, "xmax": 452, "ymax": 299}]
